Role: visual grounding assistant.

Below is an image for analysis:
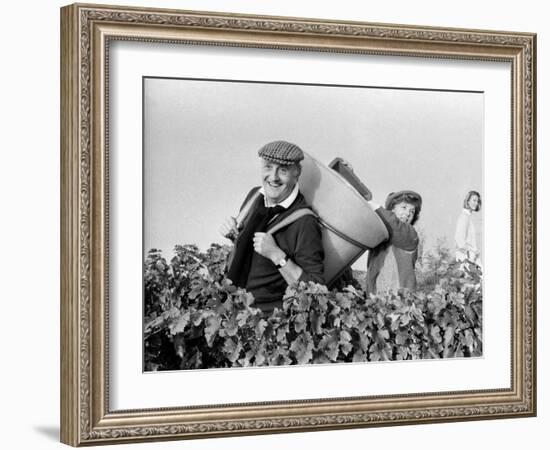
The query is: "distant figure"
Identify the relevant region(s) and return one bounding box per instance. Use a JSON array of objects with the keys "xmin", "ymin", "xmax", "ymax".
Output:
[
  {"xmin": 366, "ymin": 190, "xmax": 422, "ymax": 294},
  {"xmin": 220, "ymin": 140, "xmax": 325, "ymax": 314},
  {"xmin": 455, "ymin": 190, "xmax": 482, "ymax": 266}
]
